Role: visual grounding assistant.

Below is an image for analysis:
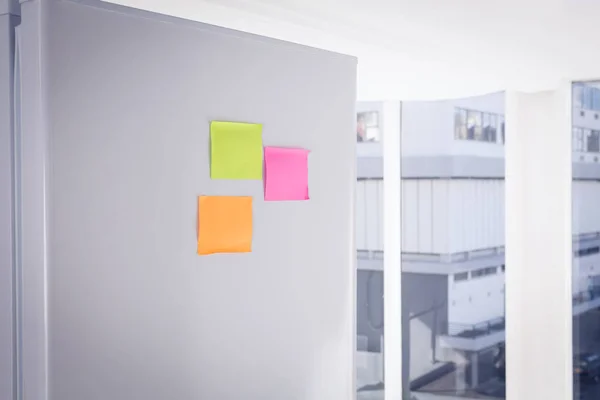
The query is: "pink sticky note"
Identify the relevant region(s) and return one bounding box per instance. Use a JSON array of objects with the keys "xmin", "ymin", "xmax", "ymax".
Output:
[{"xmin": 264, "ymin": 146, "xmax": 309, "ymax": 201}]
